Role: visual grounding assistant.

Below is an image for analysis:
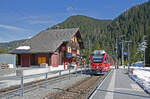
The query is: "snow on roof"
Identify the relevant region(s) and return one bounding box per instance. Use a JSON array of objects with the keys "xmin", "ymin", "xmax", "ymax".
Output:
[{"xmin": 16, "ymin": 46, "xmax": 30, "ymax": 50}]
